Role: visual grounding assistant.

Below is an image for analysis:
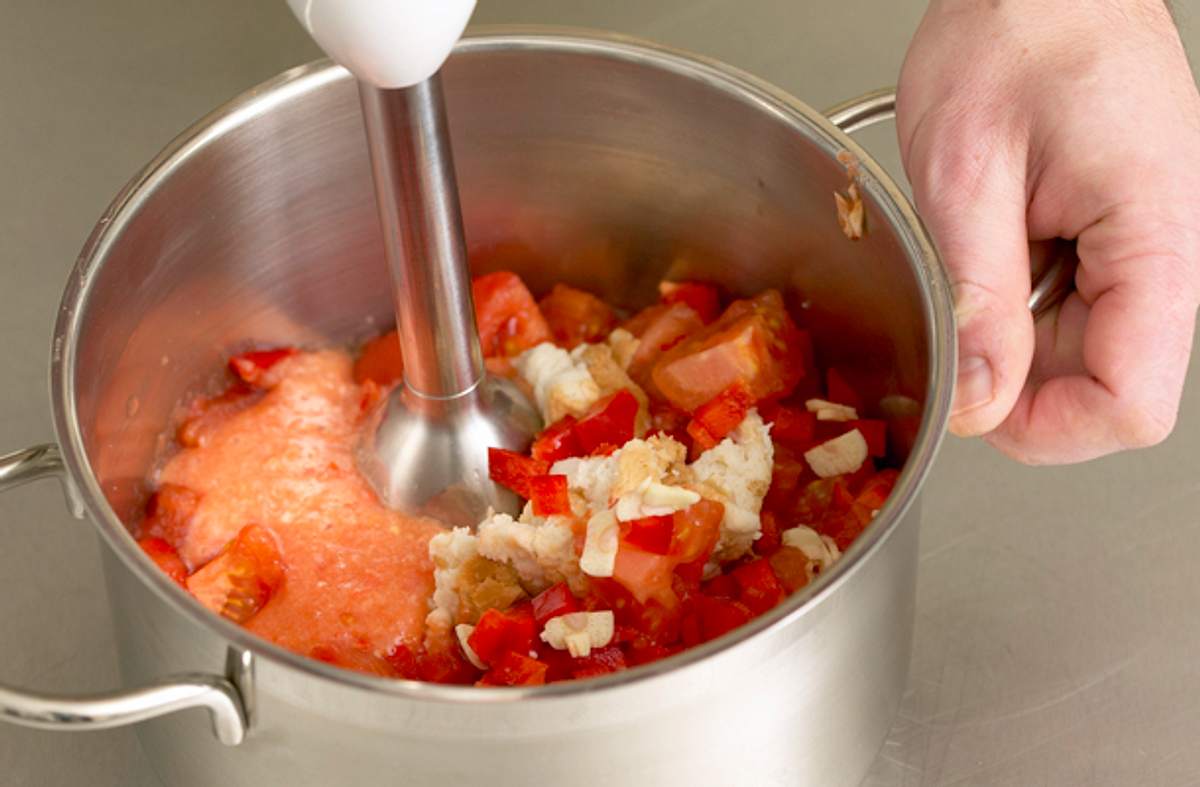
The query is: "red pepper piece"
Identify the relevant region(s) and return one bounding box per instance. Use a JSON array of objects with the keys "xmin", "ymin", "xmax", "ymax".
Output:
[
  {"xmin": 694, "ymin": 595, "xmax": 754, "ymax": 642},
  {"xmin": 570, "ymin": 645, "xmax": 627, "ymax": 679},
  {"xmin": 825, "ymin": 367, "xmax": 863, "ymax": 410},
  {"xmin": 658, "ymin": 281, "xmax": 722, "ymax": 324},
  {"xmin": 701, "ymin": 572, "xmax": 739, "ymax": 600},
  {"xmin": 756, "ymin": 510, "xmax": 782, "ymax": 556},
  {"xmin": 857, "ymin": 468, "xmax": 899, "ymax": 510},
  {"xmin": 686, "ymin": 383, "xmax": 755, "ymax": 451},
  {"xmin": 228, "ymin": 348, "xmax": 295, "ymax": 388},
  {"xmin": 530, "ymin": 415, "xmax": 581, "ymax": 463},
  {"xmin": 468, "ymin": 604, "xmax": 538, "ymax": 665},
  {"xmin": 761, "ymin": 403, "xmax": 817, "ymax": 446},
  {"xmin": 529, "ymin": 474, "xmax": 571, "ymax": 517},
  {"xmin": 137, "ymin": 537, "xmax": 188, "ymax": 587},
  {"xmin": 850, "ymin": 419, "xmax": 887, "ymax": 457},
  {"xmin": 530, "ymin": 582, "xmax": 581, "ymax": 628},
  {"xmin": 186, "ymin": 524, "xmax": 285, "ymax": 624},
  {"xmin": 731, "ymin": 558, "xmax": 786, "ymax": 614},
  {"xmin": 353, "ymin": 330, "xmax": 404, "ymax": 386},
  {"xmin": 477, "ymin": 651, "xmax": 549, "ymax": 687},
  {"xmin": 487, "ymin": 448, "xmax": 550, "ymax": 499},
  {"xmin": 622, "ymin": 515, "xmax": 674, "ymax": 555},
  {"xmin": 384, "ymin": 643, "xmax": 479, "ymax": 685},
  {"xmin": 572, "ymin": 390, "xmax": 639, "ymax": 455}
]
